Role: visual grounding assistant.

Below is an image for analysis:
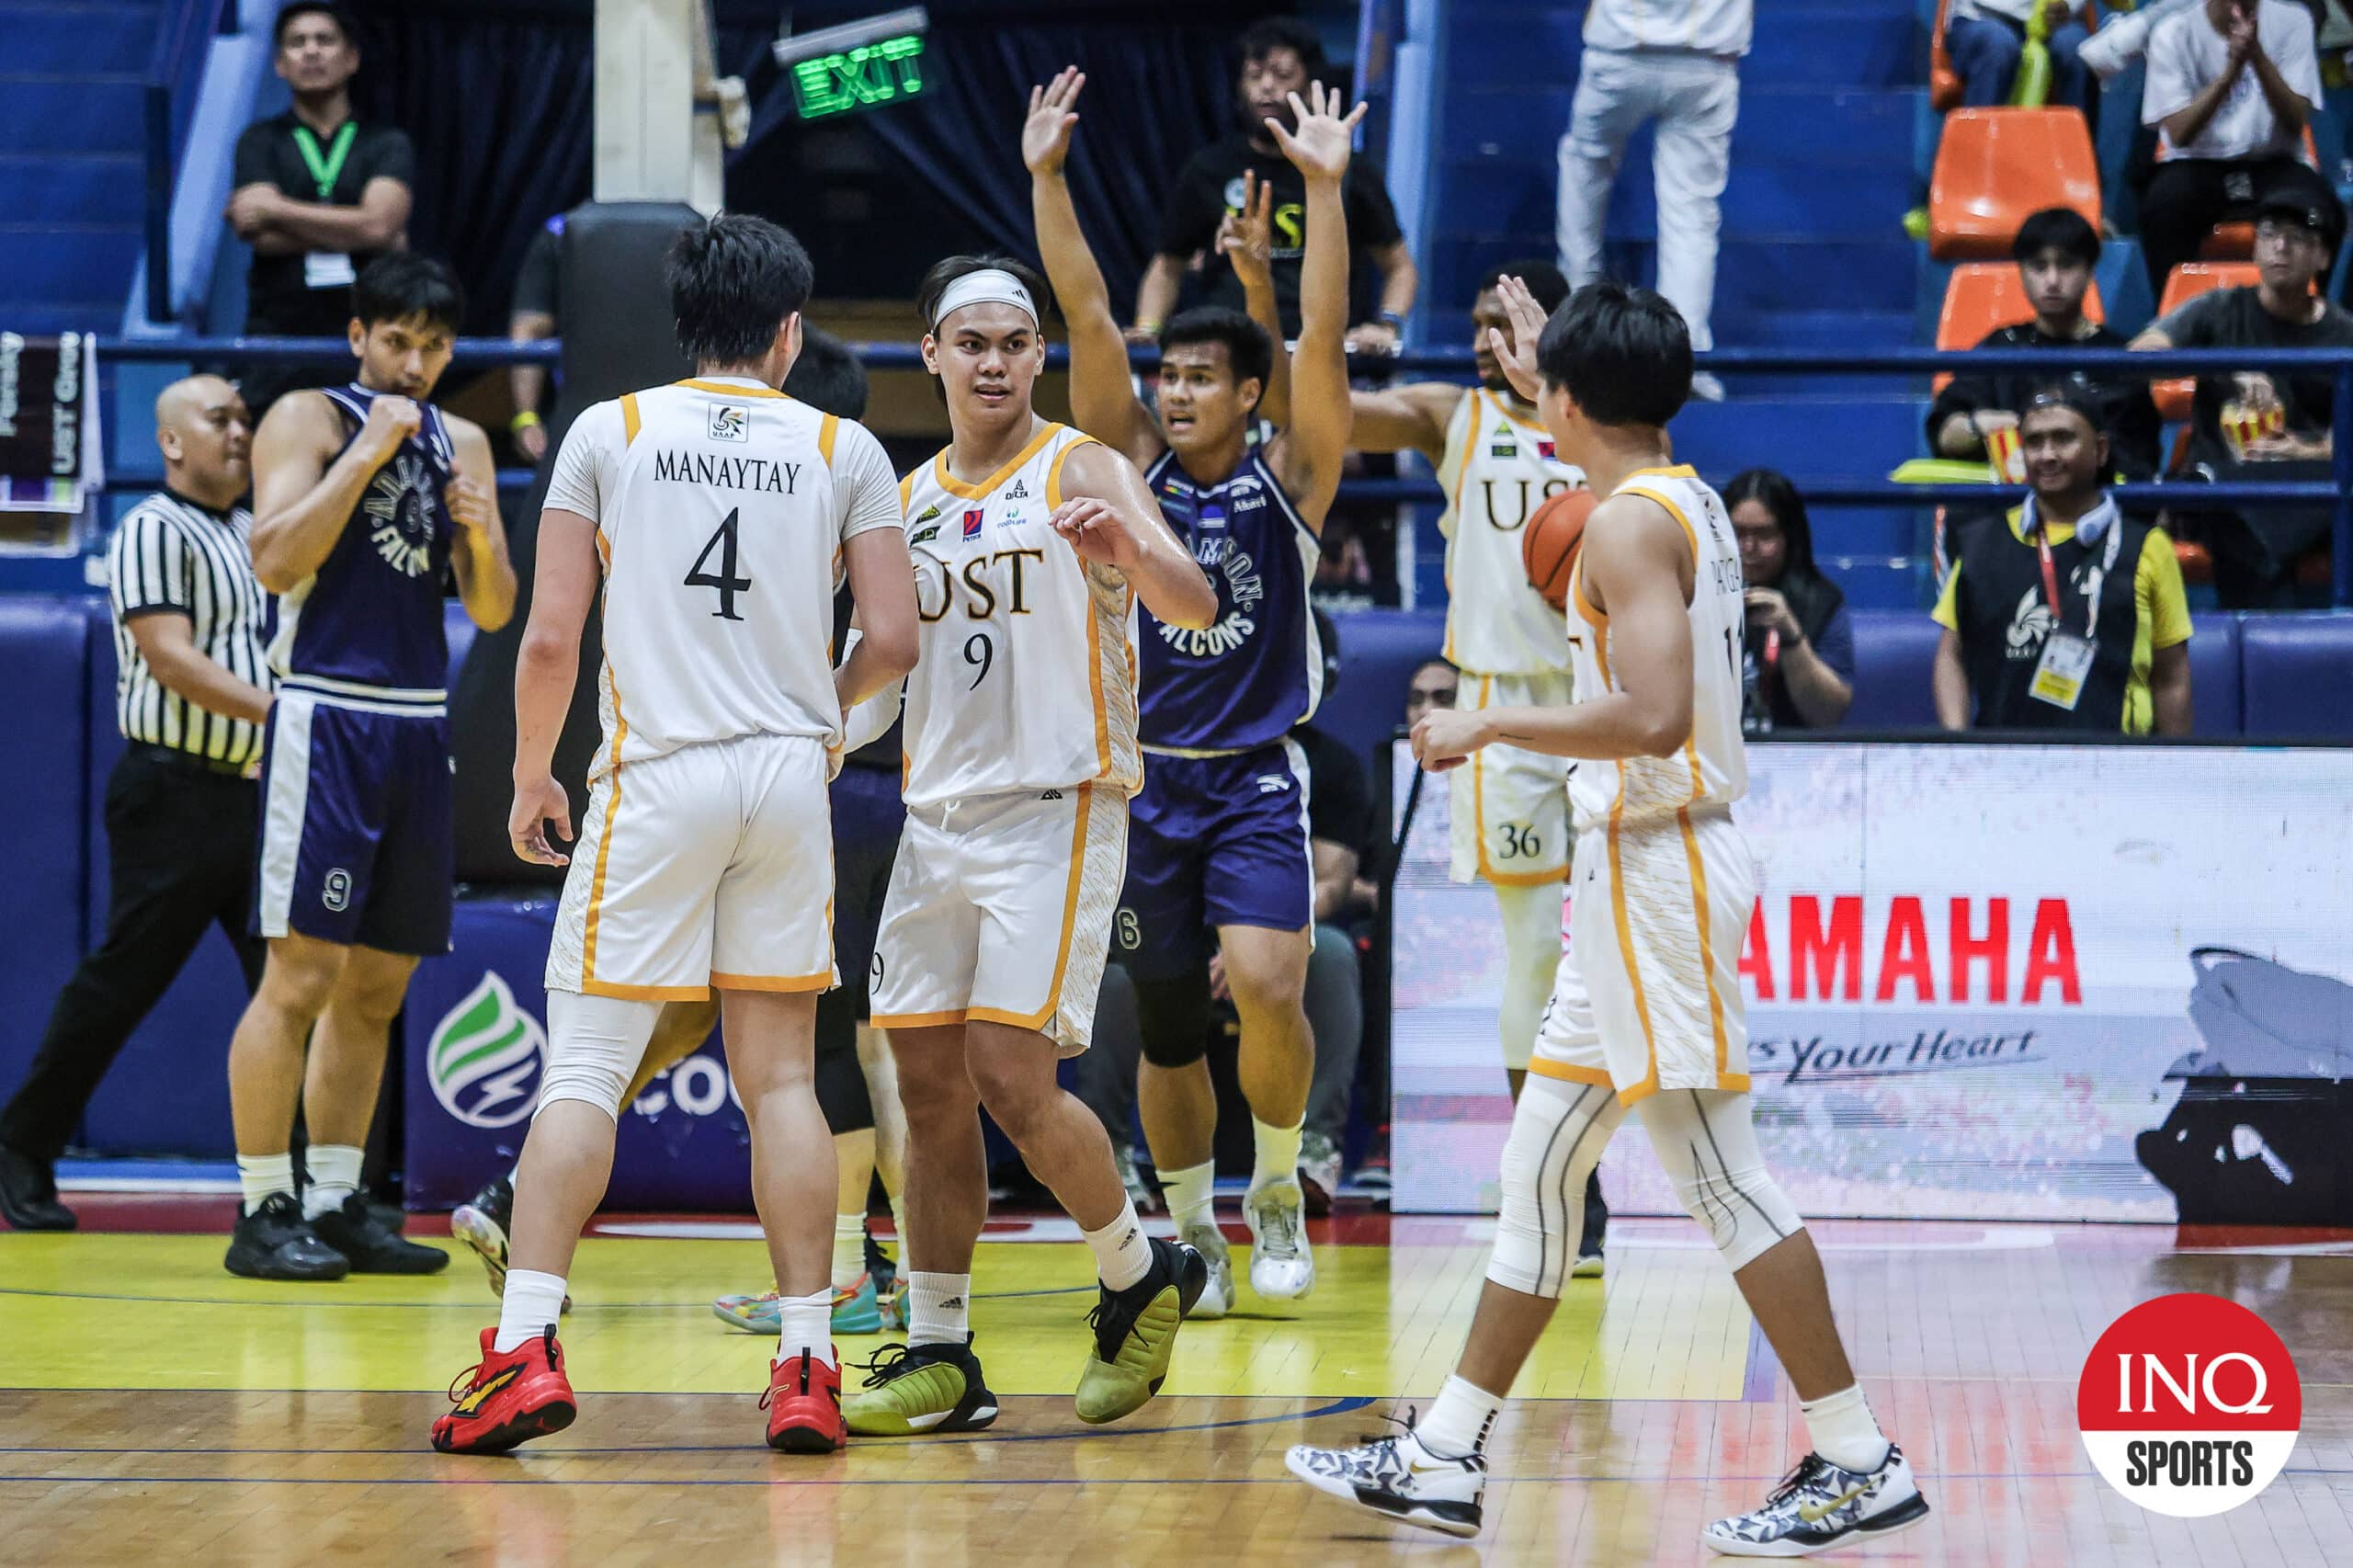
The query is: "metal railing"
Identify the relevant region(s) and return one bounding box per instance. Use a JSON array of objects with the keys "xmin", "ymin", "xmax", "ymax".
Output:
[
  {"xmin": 142, "ymin": 0, "xmax": 240, "ymax": 325},
  {"xmin": 90, "ymin": 335, "xmax": 2353, "ymax": 604}
]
